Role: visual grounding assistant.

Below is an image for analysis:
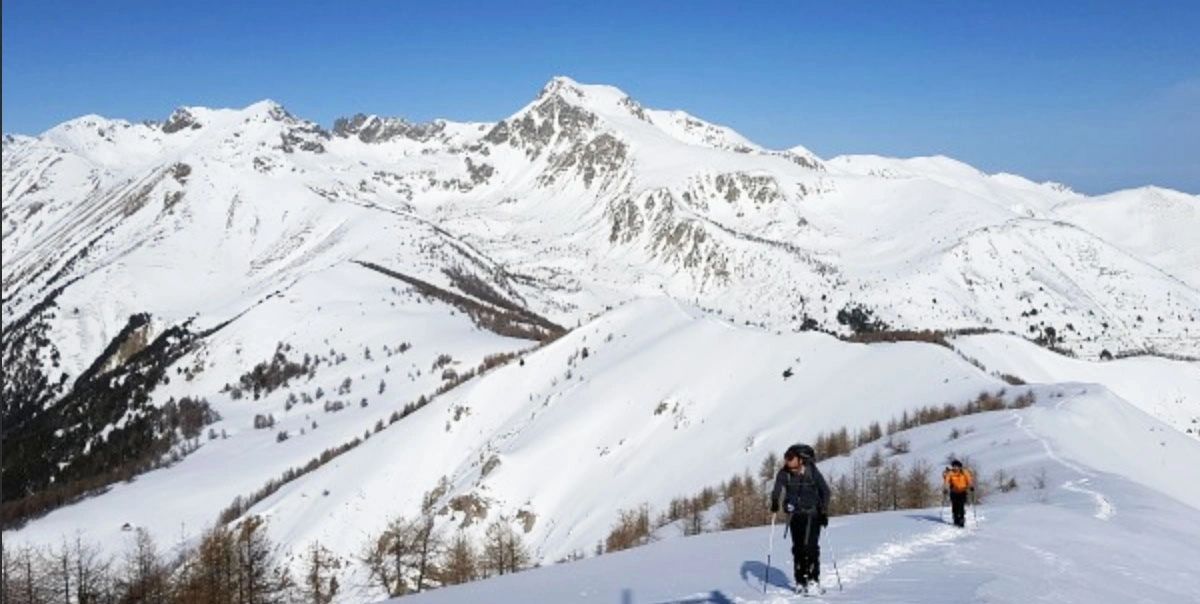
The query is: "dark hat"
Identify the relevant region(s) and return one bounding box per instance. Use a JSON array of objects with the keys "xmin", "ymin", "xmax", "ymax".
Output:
[
  {"xmin": 950, "ymin": 459, "xmax": 963, "ymax": 468},
  {"xmin": 785, "ymin": 444, "xmax": 816, "ymax": 460}
]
